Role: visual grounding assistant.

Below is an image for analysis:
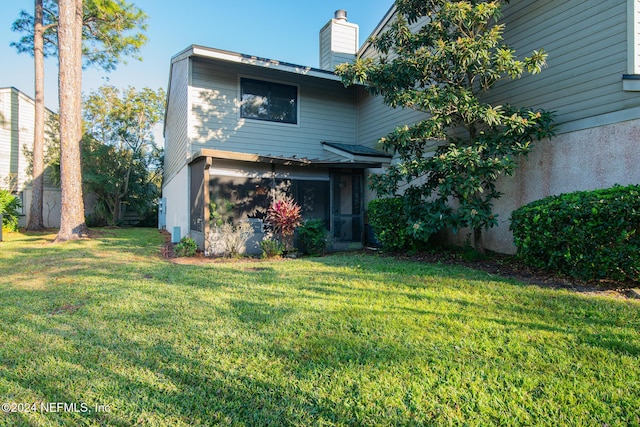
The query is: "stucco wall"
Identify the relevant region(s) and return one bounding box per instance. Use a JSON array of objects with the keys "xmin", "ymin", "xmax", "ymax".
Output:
[{"xmin": 448, "ymin": 119, "xmax": 640, "ymax": 253}]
